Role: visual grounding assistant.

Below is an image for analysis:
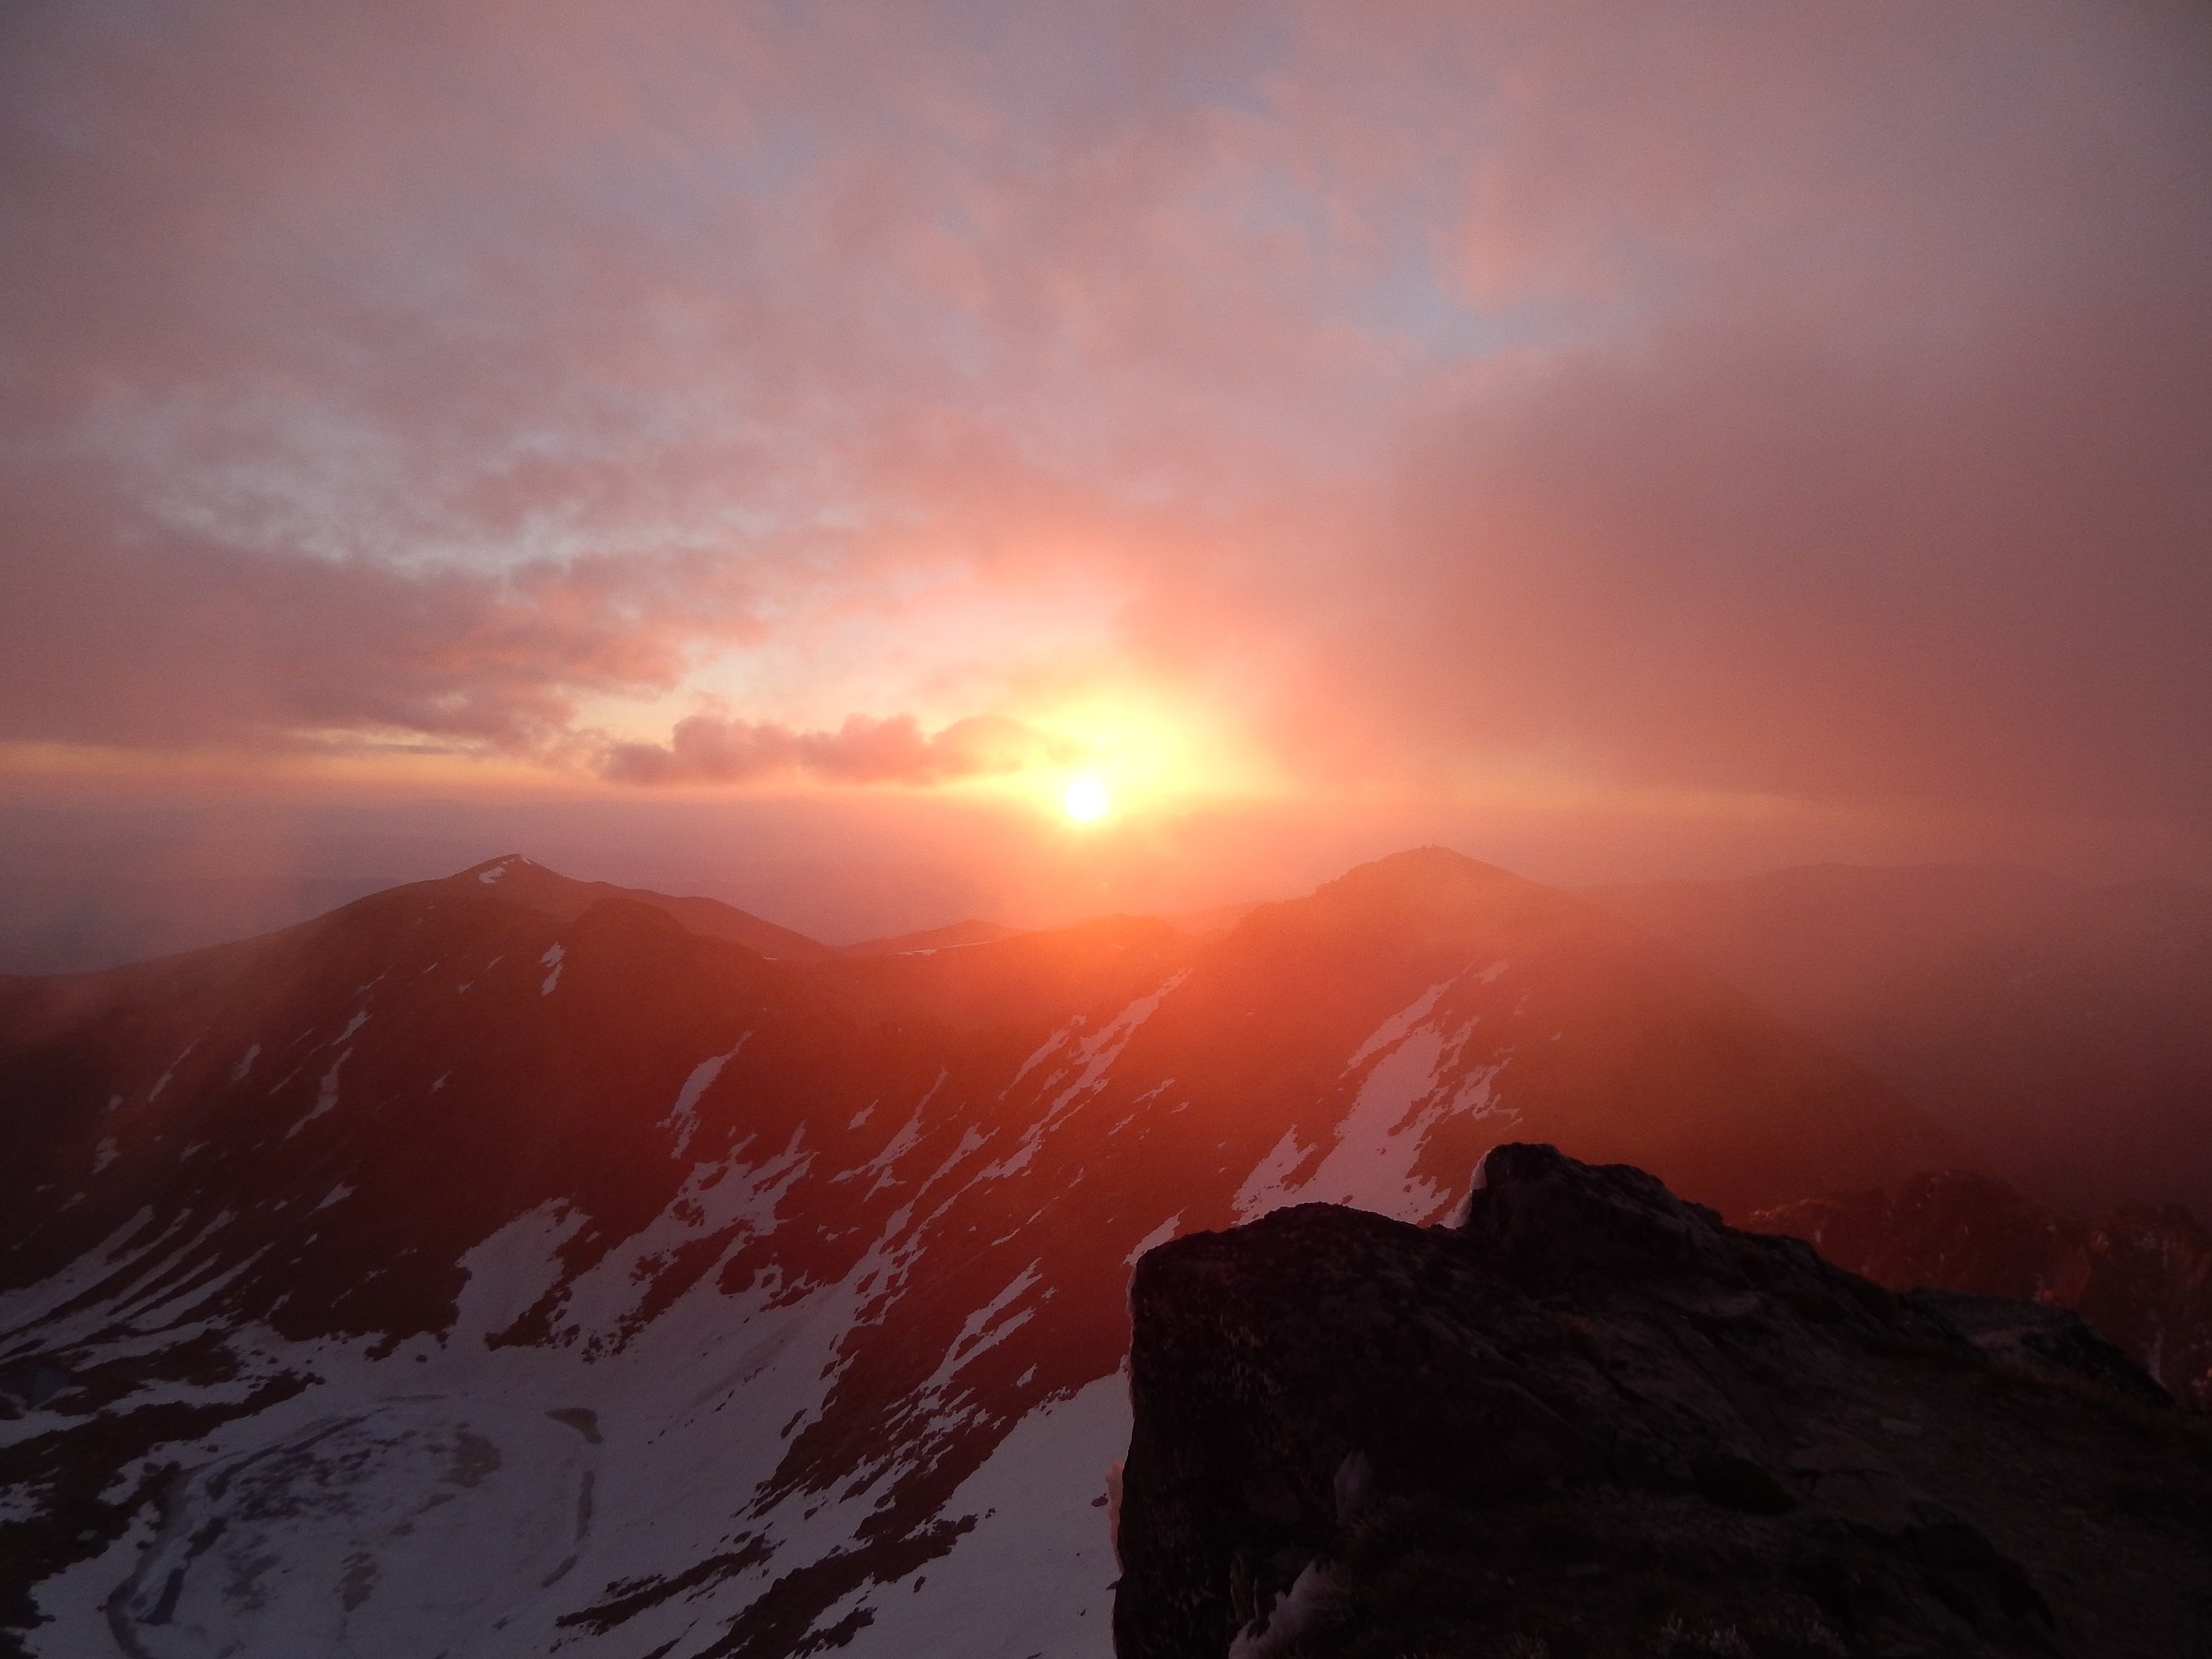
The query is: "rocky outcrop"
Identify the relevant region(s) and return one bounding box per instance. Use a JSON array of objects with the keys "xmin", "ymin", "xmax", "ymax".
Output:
[
  {"xmin": 1758, "ymin": 1171, "xmax": 2212, "ymax": 1409},
  {"xmin": 1116, "ymin": 1145, "xmax": 2212, "ymax": 1659}
]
